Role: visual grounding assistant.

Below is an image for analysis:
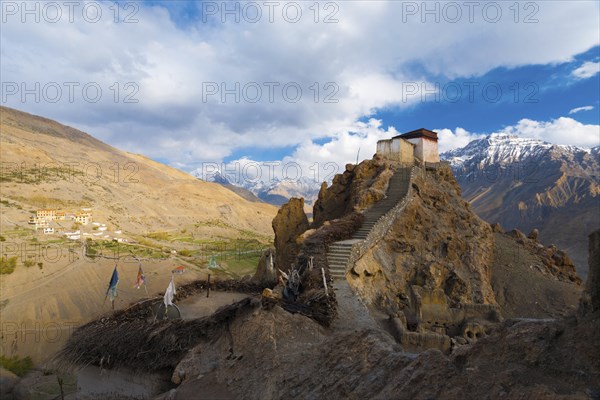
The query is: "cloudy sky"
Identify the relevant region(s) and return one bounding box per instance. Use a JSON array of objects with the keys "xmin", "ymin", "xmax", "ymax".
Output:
[{"xmin": 1, "ymin": 0, "xmax": 599, "ymax": 181}]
